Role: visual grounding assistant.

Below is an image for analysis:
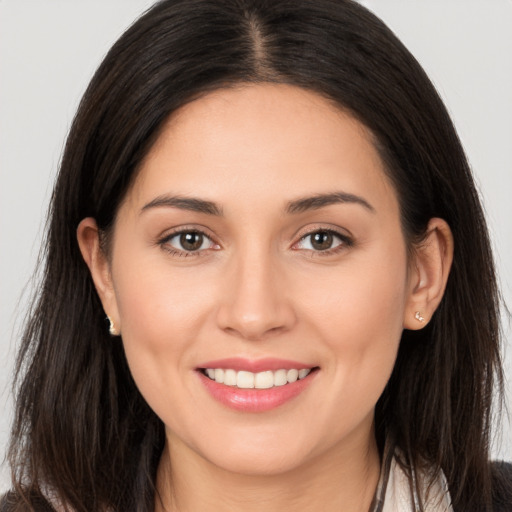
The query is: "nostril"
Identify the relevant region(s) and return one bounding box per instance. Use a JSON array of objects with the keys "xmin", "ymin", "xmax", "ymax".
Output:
[{"xmin": 216, "ymin": 303, "xmax": 297, "ymax": 341}]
